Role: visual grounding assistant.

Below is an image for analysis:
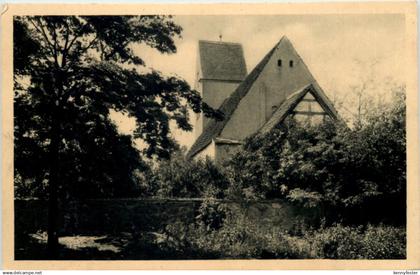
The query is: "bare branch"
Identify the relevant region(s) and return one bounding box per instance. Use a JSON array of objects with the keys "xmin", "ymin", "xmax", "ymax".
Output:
[
  {"xmin": 64, "ymin": 20, "xmax": 91, "ymax": 54},
  {"xmin": 30, "ymin": 18, "xmax": 60, "ymax": 67},
  {"xmin": 66, "ymin": 35, "xmax": 79, "ymax": 53},
  {"xmin": 61, "ymin": 20, "xmax": 71, "ymax": 68},
  {"xmin": 62, "ymin": 20, "xmax": 70, "ymax": 52},
  {"xmin": 82, "ymin": 34, "xmax": 98, "ymax": 52},
  {"xmin": 28, "ymin": 18, "xmax": 55, "ymax": 56},
  {"xmin": 35, "ymin": 18, "xmax": 55, "ymax": 50}
]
